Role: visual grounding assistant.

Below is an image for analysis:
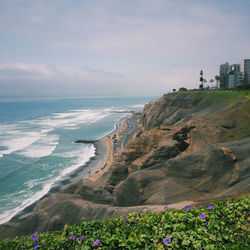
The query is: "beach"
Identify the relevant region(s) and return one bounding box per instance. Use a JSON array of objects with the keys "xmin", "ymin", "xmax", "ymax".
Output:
[
  {"xmin": 9, "ymin": 114, "xmax": 135, "ymax": 222},
  {"xmin": 0, "ymin": 96, "xmax": 153, "ymax": 225}
]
